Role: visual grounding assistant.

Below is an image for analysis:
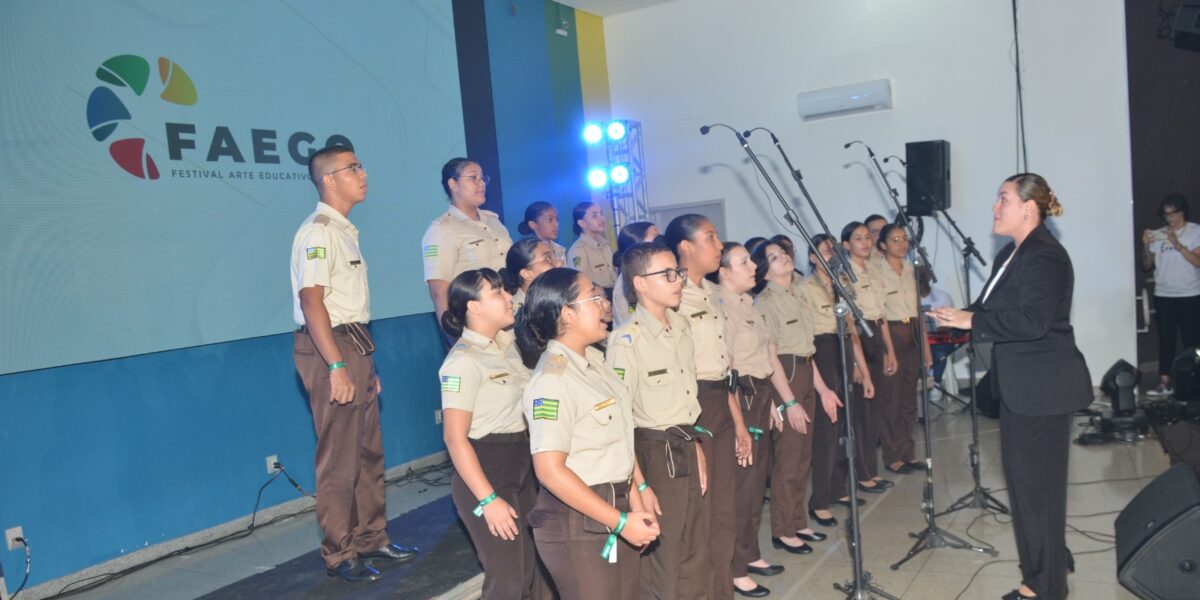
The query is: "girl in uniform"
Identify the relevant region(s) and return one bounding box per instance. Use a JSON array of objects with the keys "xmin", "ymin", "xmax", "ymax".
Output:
[
  {"xmin": 439, "ymin": 269, "xmax": 540, "ymax": 598},
  {"xmin": 517, "ymin": 268, "xmax": 659, "ymax": 600},
  {"xmin": 519, "ymin": 201, "xmax": 568, "ymax": 258},
  {"xmin": 612, "ymin": 221, "xmax": 660, "ymax": 328},
  {"xmin": 422, "ymin": 158, "xmax": 513, "ymax": 327},
  {"xmin": 500, "ymin": 238, "xmax": 564, "ymax": 315},
  {"xmin": 568, "ymin": 202, "xmax": 618, "ymax": 296},
  {"xmin": 750, "ymin": 241, "xmax": 841, "ymax": 554}
]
